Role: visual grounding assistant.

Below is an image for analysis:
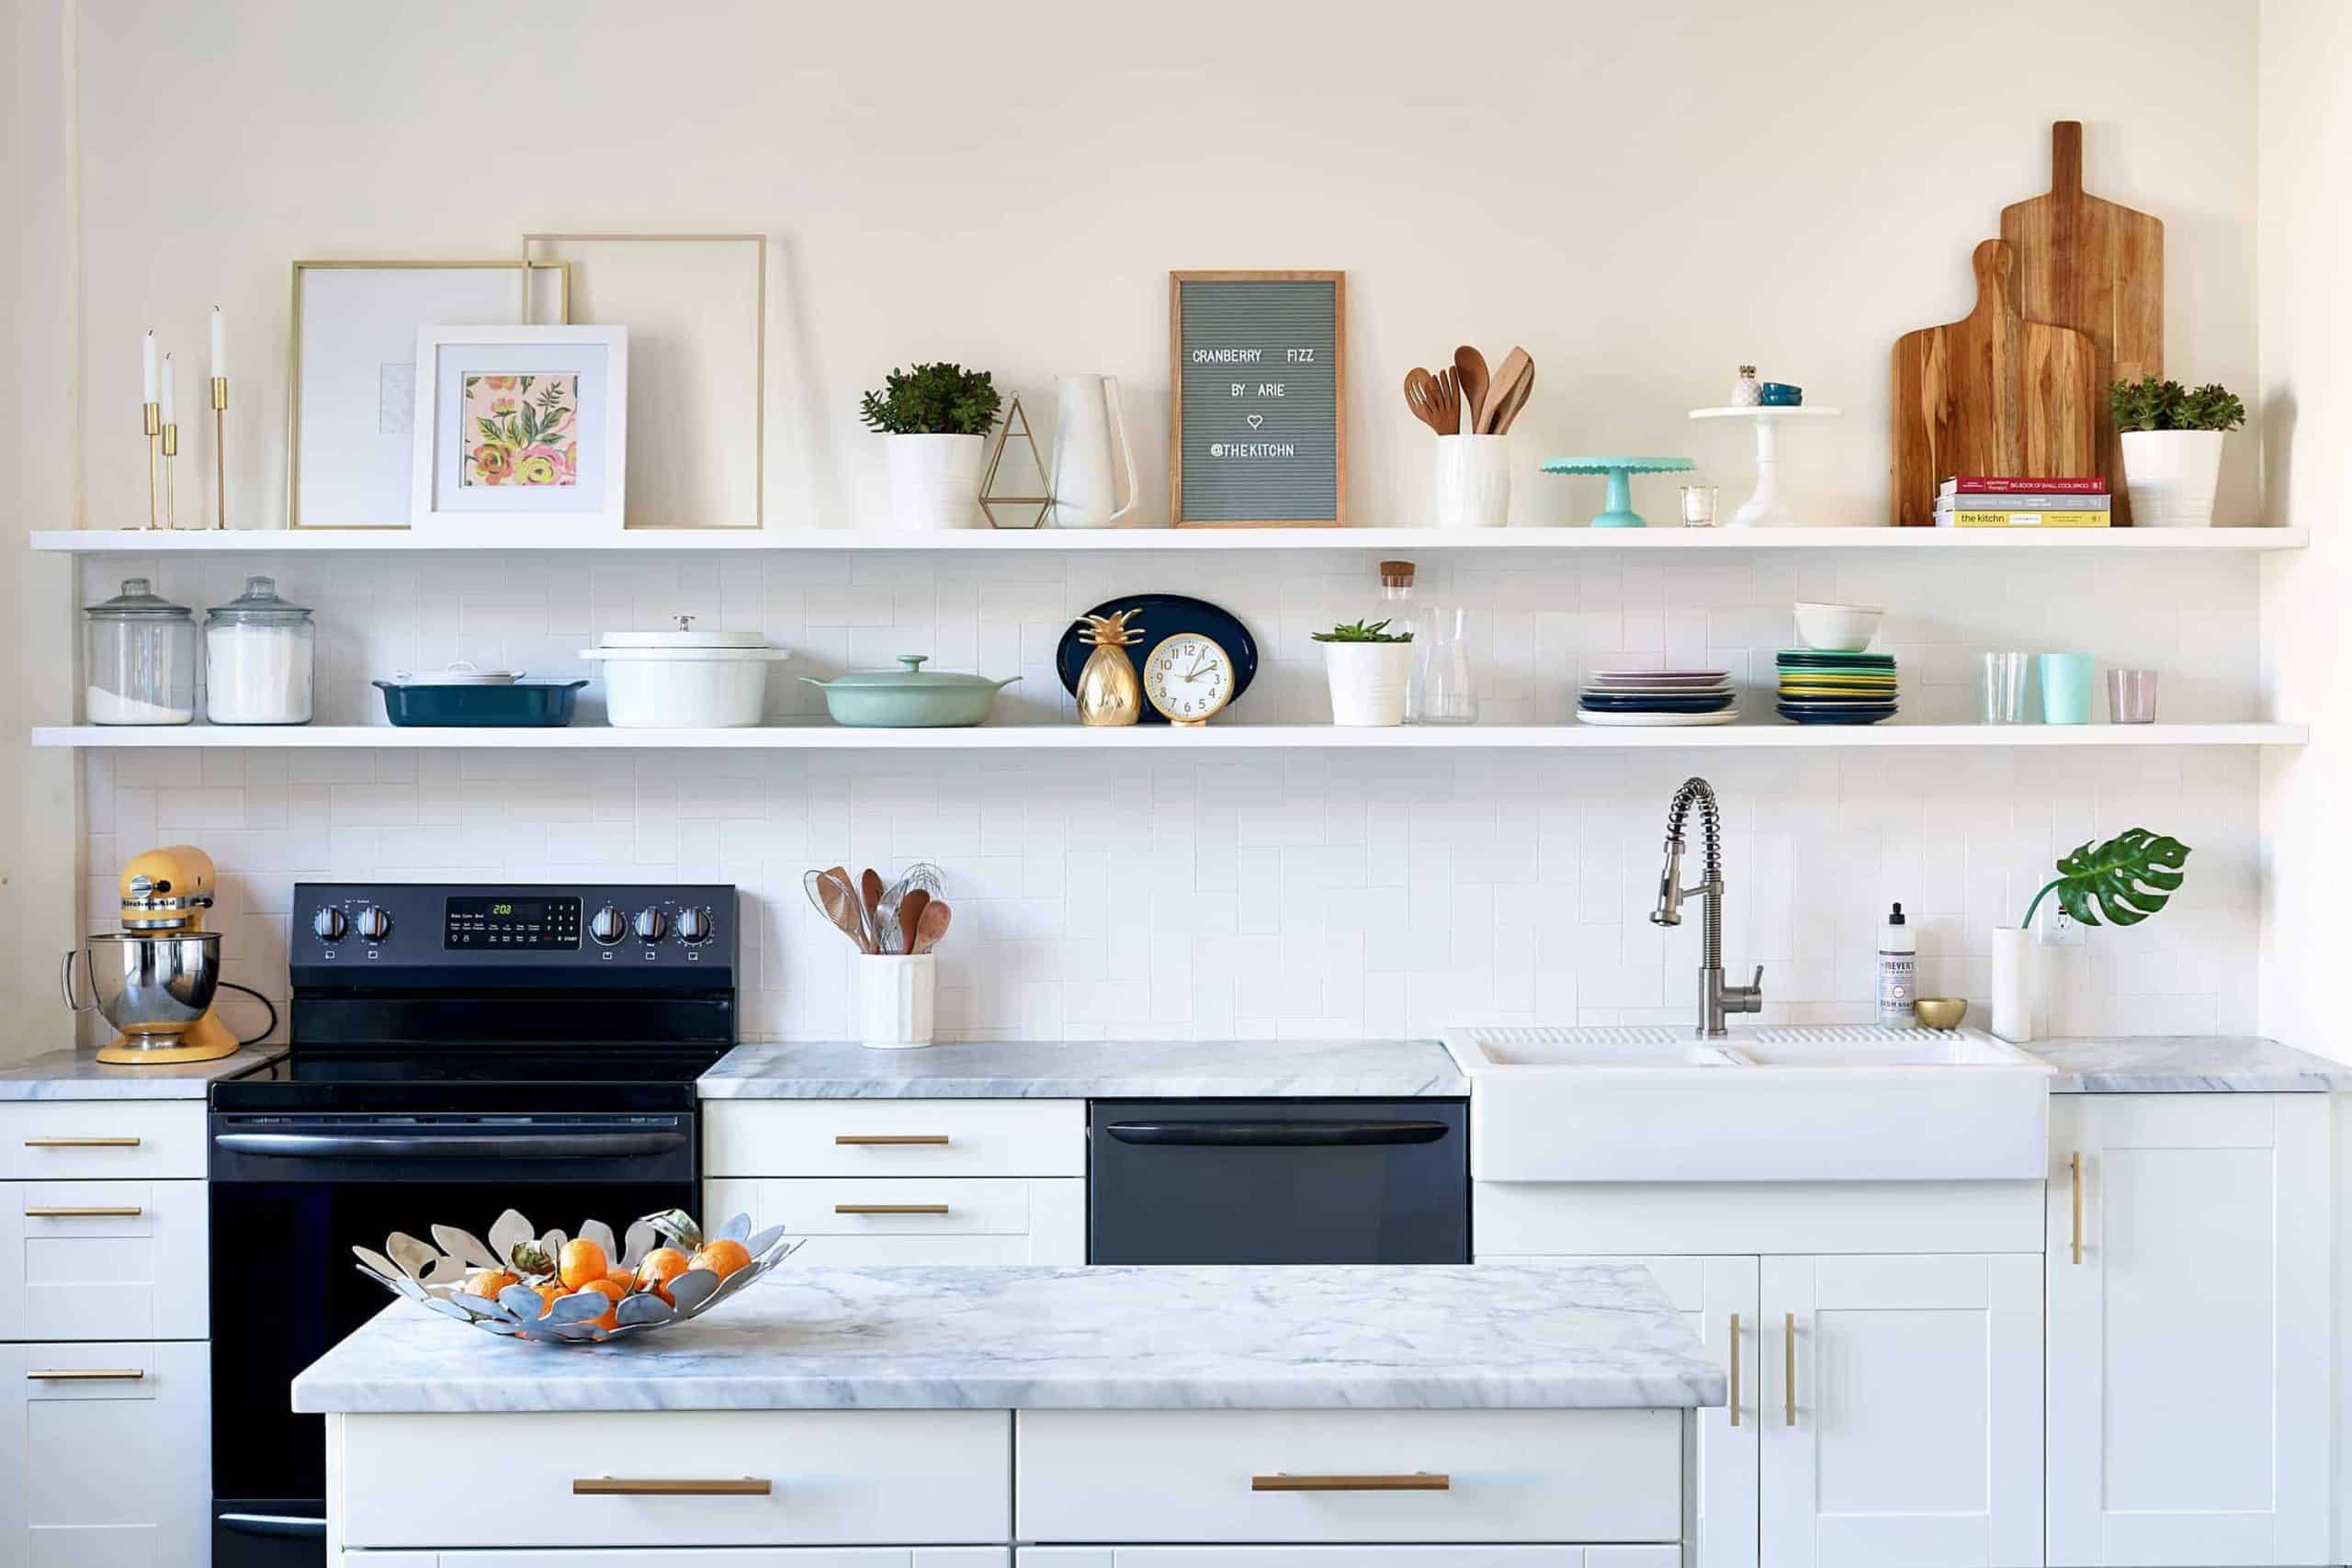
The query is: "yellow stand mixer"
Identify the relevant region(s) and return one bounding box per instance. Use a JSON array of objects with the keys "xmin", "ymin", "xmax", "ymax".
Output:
[{"xmin": 62, "ymin": 845, "xmax": 249, "ymax": 1065}]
